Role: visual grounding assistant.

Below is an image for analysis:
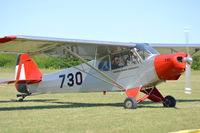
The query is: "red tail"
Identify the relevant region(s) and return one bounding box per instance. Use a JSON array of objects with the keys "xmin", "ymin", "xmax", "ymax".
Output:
[
  {"xmin": 15, "ymin": 54, "xmax": 42, "ymax": 83},
  {"xmin": 0, "ymin": 54, "xmax": 42, "ymax": 93}
]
